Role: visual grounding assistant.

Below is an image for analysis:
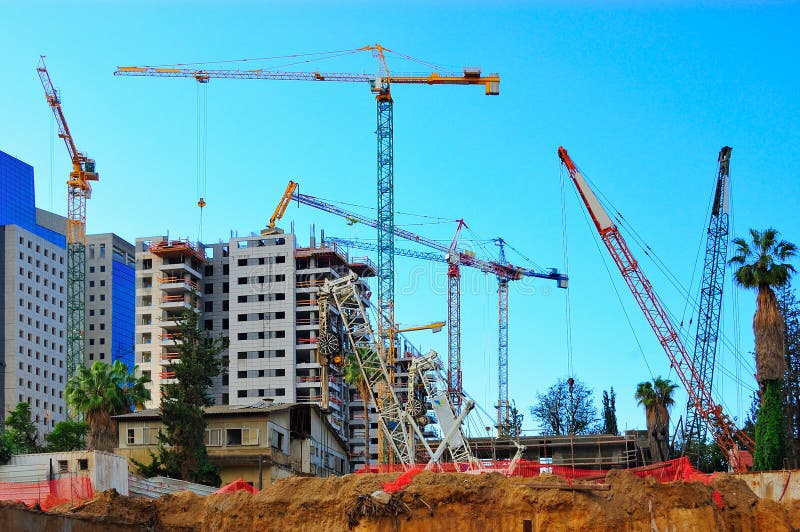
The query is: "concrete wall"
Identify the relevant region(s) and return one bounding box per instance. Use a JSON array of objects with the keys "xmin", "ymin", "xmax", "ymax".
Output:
[
  {"xmin": 10, "ymin": 451, "xmax": 128, "ymax": 495},
  {"xmin": 733, "ymin": 470, "xmax": 800, "ymax": 504}
]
